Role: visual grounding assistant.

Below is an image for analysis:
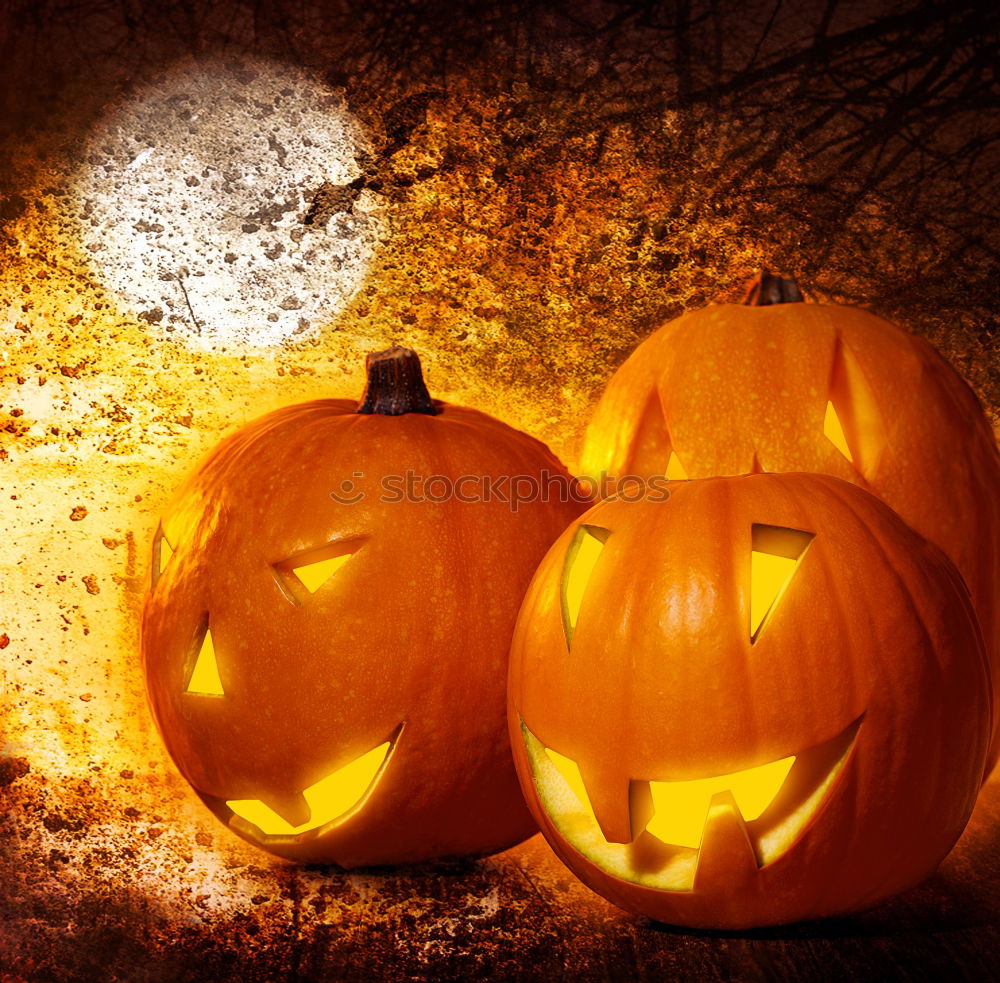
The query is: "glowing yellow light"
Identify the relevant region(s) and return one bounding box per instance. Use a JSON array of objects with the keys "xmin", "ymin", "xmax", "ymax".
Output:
[
  {"xmin": 749, "ymin": 524, "xmax": 814, "ymax": 640},
  {"xmin": 186, "ymin": 628, "xmax": 224, "ymax": 696},
  {"xmin": 646, "ymin": 755, "xmax": 796, "ymax": 849},
  {"xmin": 159, "ymin": 536, "xmax": 174, "ymax": 574},
  {"xmin": 823, "ymin": 400, "xmax": 853, "ymax": 462},
  {"xmin": 561, "ymin": 526, "xmax": 607, "ymax": 645},
  {"xmin": 750, "ymin": 552, "xmax": 798, "ymax": 637},
  {"xmin": 666, "ymin": 450, "xmax": 689, "ymax": 480},
  {"xmin": 545, "ymin": 747, "xmax": 597, "ymax": 823},
  {"xmin": 826, "ymin": 338, "xmax": 886, "ymax": 476},
  {"xmin": 227, "ymin": 741, "xmax": 391, "ymax": 836},
  {"xmin": 293, "ymin": 553, "xmax": 352, "ymax": 594}
]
